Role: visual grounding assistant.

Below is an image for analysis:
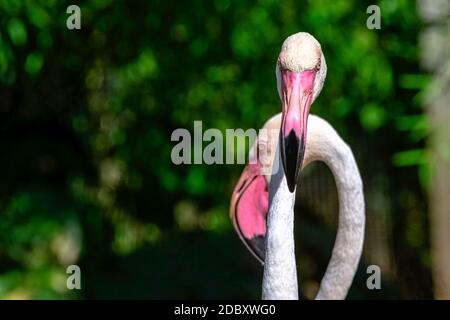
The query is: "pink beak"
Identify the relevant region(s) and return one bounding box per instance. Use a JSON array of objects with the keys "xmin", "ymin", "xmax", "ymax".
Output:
[{"xmin": 279, "ymin": 68, "xmax": 316, "ymax": 192}]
